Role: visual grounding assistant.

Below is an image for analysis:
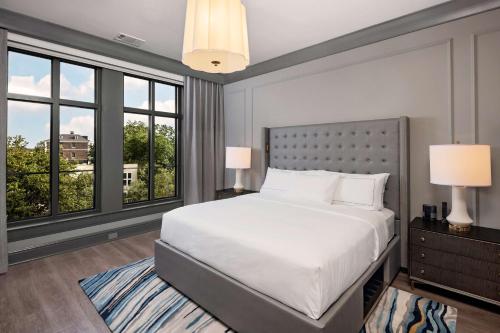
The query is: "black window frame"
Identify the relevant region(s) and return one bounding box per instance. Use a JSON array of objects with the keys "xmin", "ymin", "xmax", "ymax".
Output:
[
  {"xmin": 6, "ymin": 48, "xmax": 101, "ymax": 225},
  {"xmin": 123, "ymin": 74, "xmax": 181, "ymax": 207}
]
